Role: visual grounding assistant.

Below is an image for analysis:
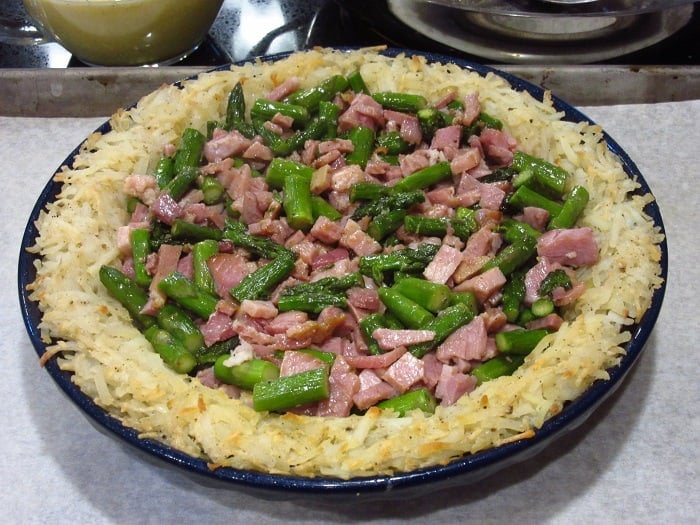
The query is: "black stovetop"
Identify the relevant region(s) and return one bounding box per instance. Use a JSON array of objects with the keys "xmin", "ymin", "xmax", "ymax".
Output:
[{"xmin": 1, "ymin": 0, "xmax": 698, "ymax": 68}]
